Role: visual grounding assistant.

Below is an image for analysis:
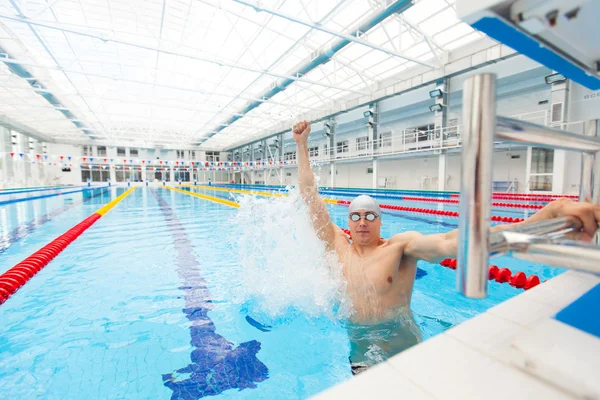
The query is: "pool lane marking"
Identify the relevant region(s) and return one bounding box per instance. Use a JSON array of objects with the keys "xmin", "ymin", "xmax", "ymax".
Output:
[
  {"xmin": 0, "ymin": 186, "xmax": 137, "ymax": 306},
  {"xmin": 186, "ymin": 186, "xmax": 527, "ymax": 221},
  {"xmin": 0, "ymin": 186, "xmax": 109, "ymax": 207},
  {"xmin": 0, "ymin": 185, "xmax": 81, "ymax": 196},
  {"xmin": 183, "ymin": 185, "xmax": 338, "ymax": 207},
  {"xmin": 0, "ymin": 188, "xmax": 110, "ymax": 255},
  {"xmin": 95, "ymin": 186, "xmax": 137, "ymax": 215},
  {"xmin": 164, "ymin": 186, "xmax": 240, "ymax": 208},
  {"xmin": 152, "ymin": 189, "xmax": 268, "ymax": 397}
]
